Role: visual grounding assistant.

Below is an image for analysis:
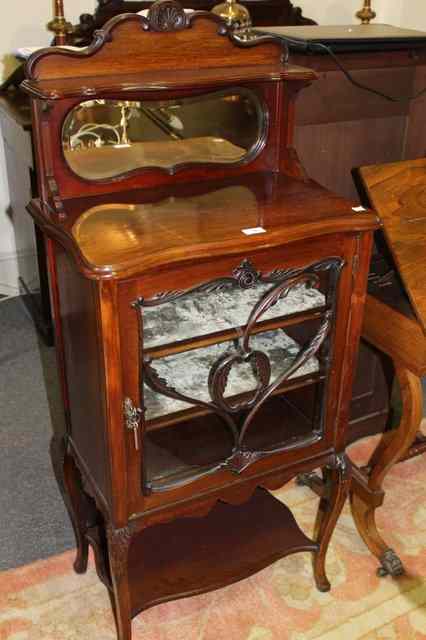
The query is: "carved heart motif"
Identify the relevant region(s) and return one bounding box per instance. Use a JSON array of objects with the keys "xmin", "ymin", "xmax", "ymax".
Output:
[{"xmin": 208, "ymin": 348, "xmax": 271, "ymax": 413}]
